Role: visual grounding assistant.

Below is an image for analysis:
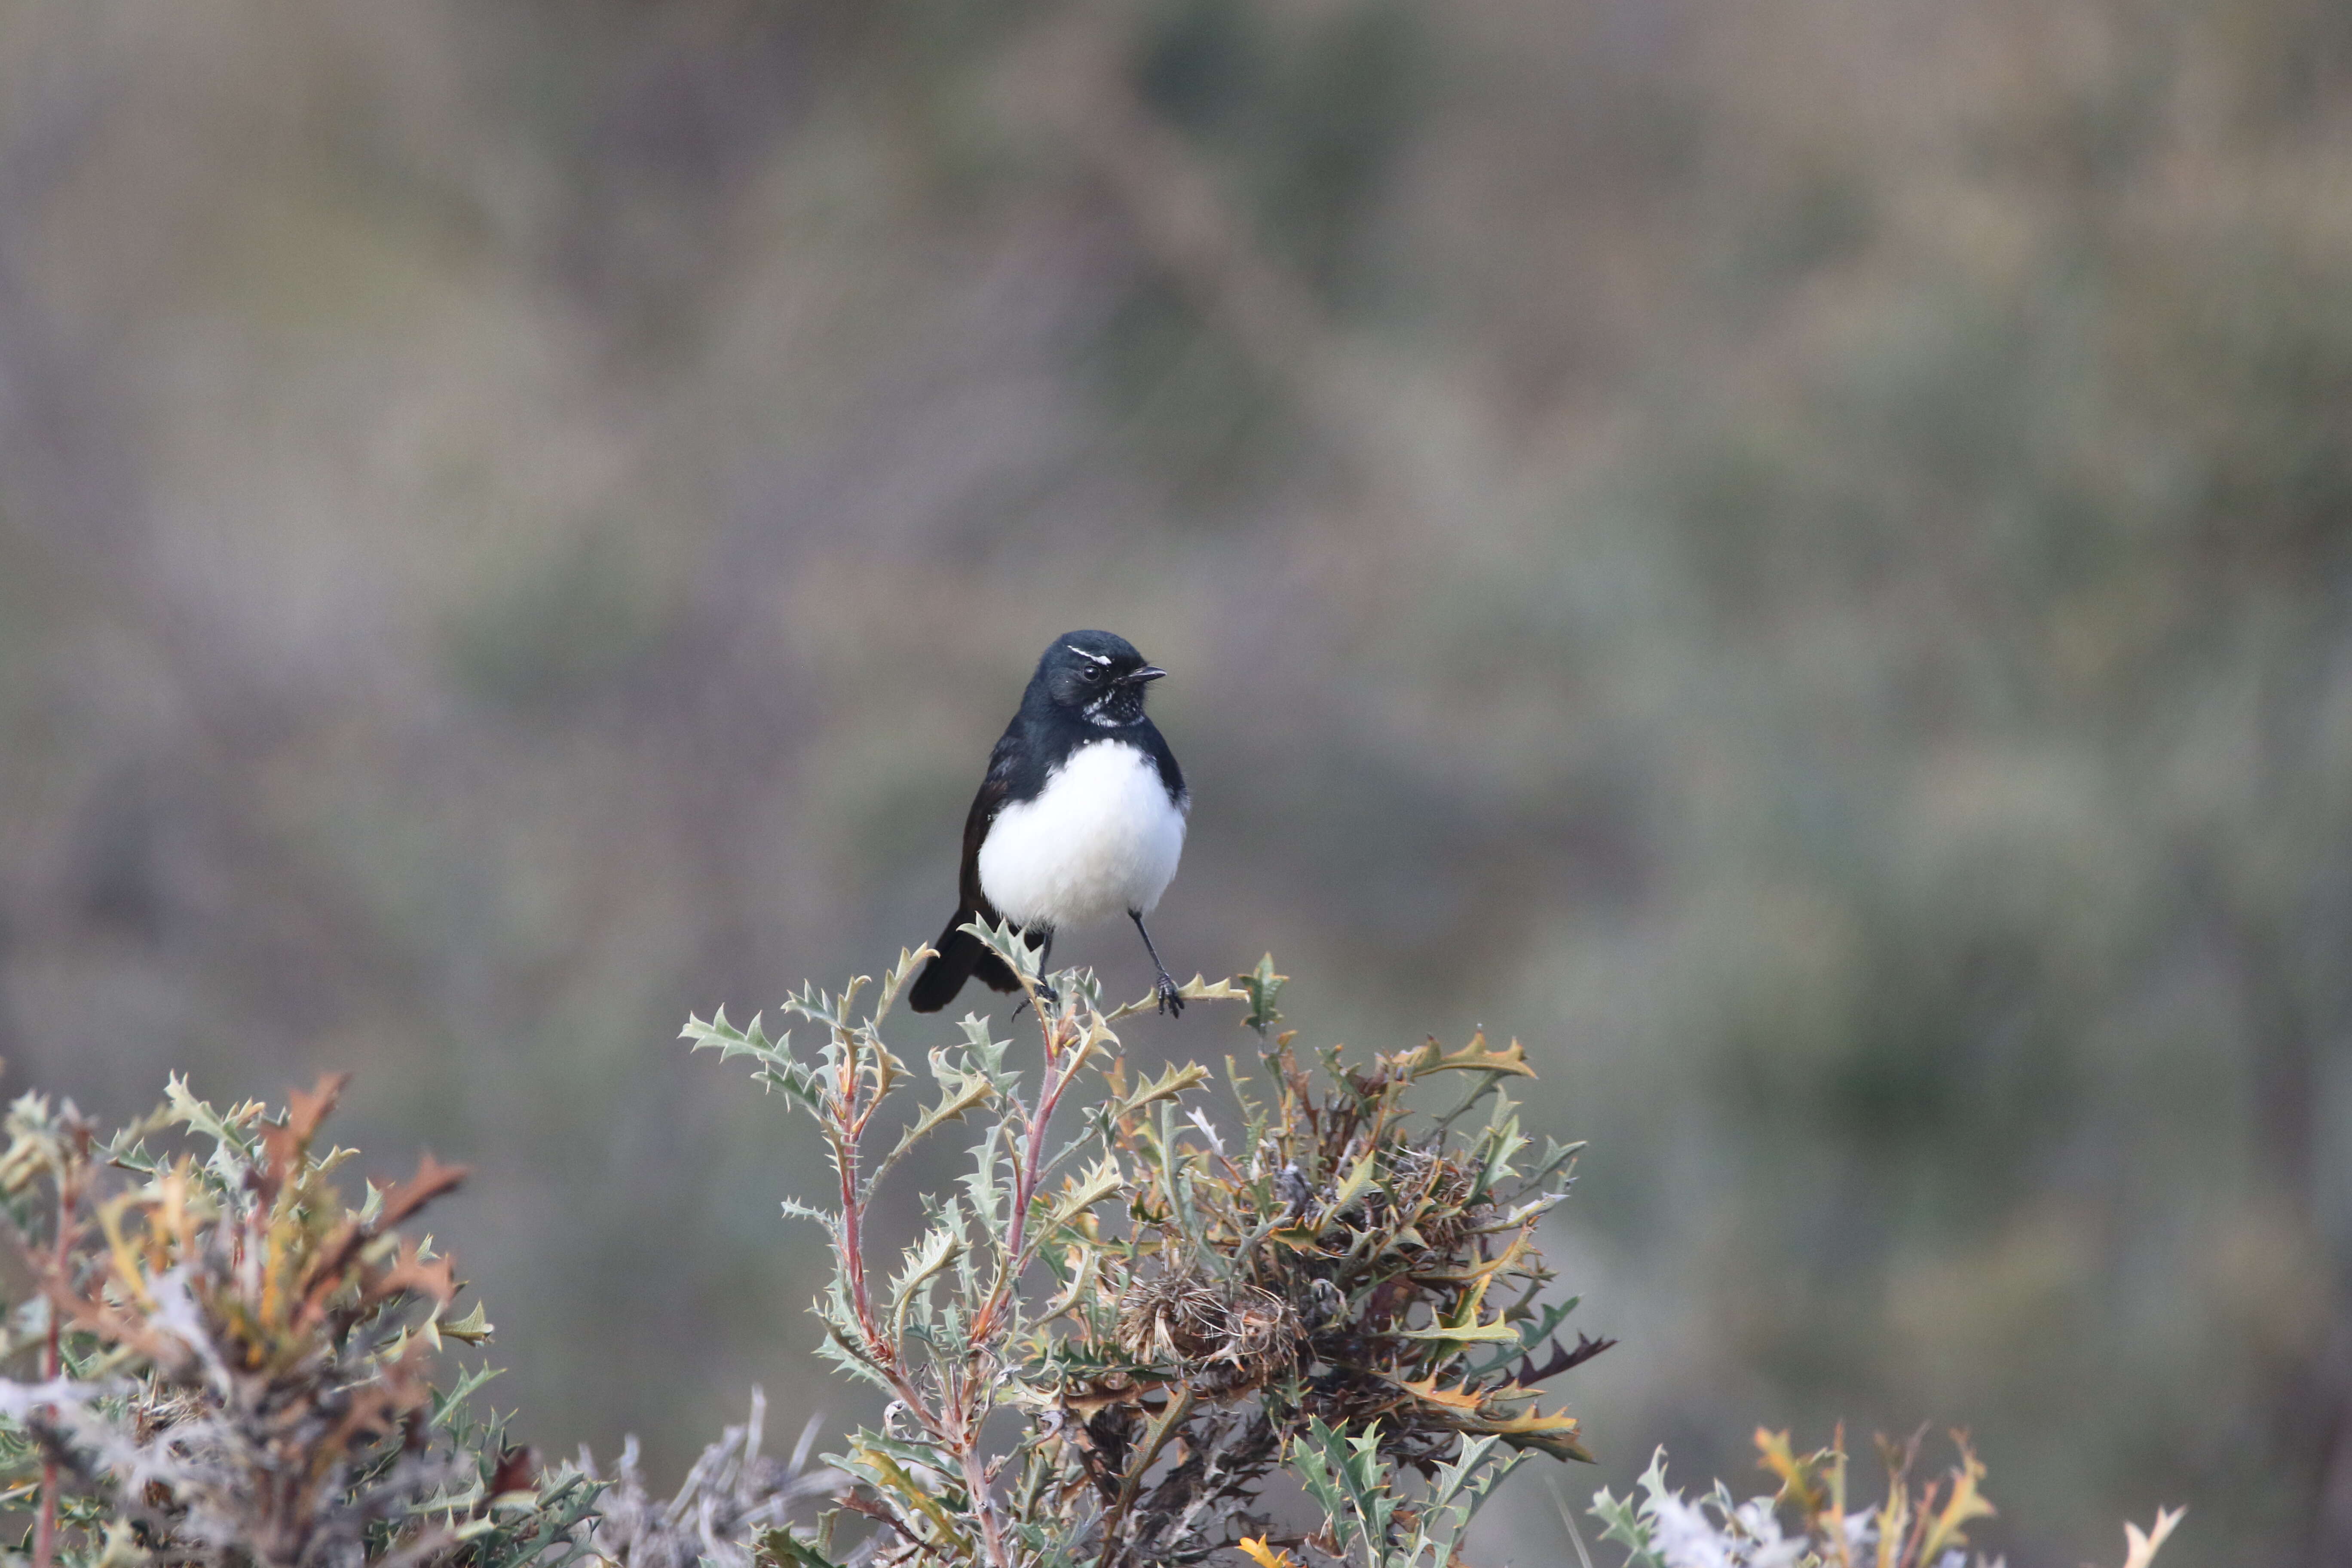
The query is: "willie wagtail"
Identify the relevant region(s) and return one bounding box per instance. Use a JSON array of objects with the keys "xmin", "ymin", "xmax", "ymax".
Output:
[{"xmin": 908, "ymin": 630, "xmax": 1190, "ymax": 1017}]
